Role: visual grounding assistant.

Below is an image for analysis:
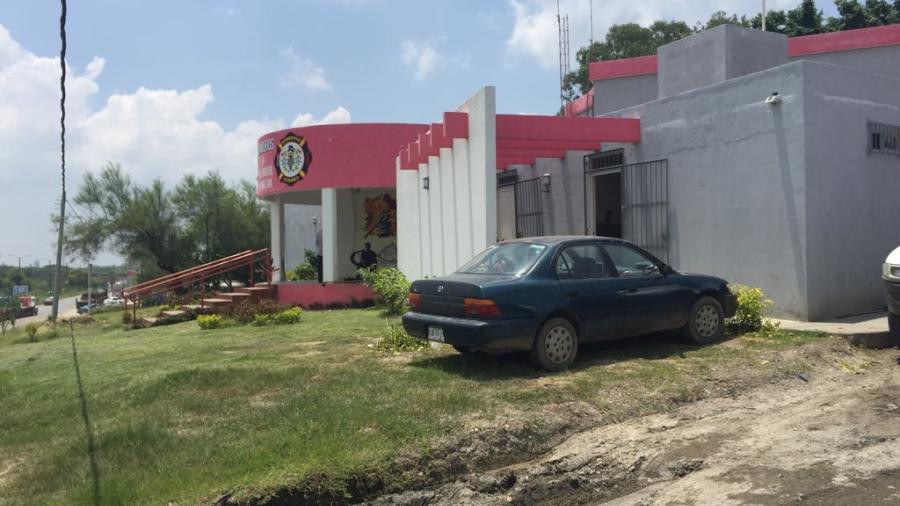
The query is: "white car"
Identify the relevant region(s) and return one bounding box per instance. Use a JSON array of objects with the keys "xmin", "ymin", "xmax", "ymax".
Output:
[
  {"xmin": 884, "ymin": 246, "xmax": 900, "ymax": 337},
  {"xmin": 103, "ymin": 297, "xmax": 125, "ymax": 307}
]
